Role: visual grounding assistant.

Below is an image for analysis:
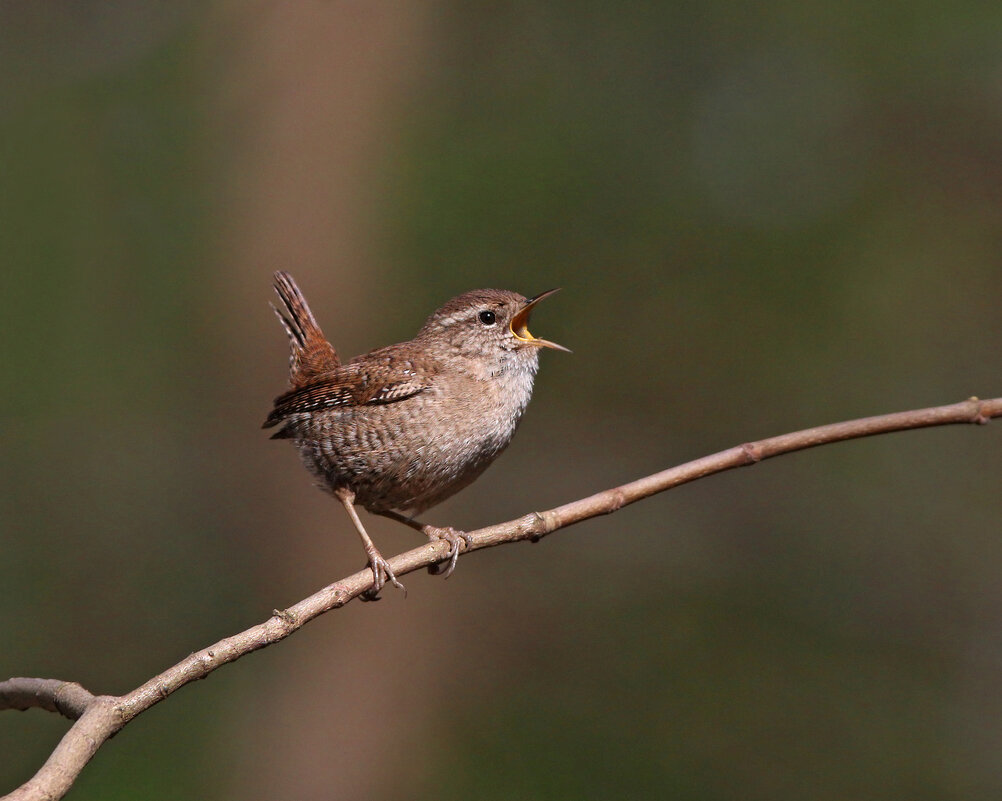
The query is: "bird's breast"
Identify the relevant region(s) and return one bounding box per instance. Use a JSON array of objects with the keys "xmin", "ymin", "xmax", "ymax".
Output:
[{"xmin": 292, "ymin": 357, "xmax": 540, "ymax": 513}]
